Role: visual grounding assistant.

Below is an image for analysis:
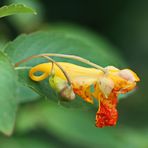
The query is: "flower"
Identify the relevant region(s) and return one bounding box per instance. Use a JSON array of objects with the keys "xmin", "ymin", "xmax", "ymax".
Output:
[{"xmin": 29, "ymin": 62, "xmax": 140, "ymax": 127}]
